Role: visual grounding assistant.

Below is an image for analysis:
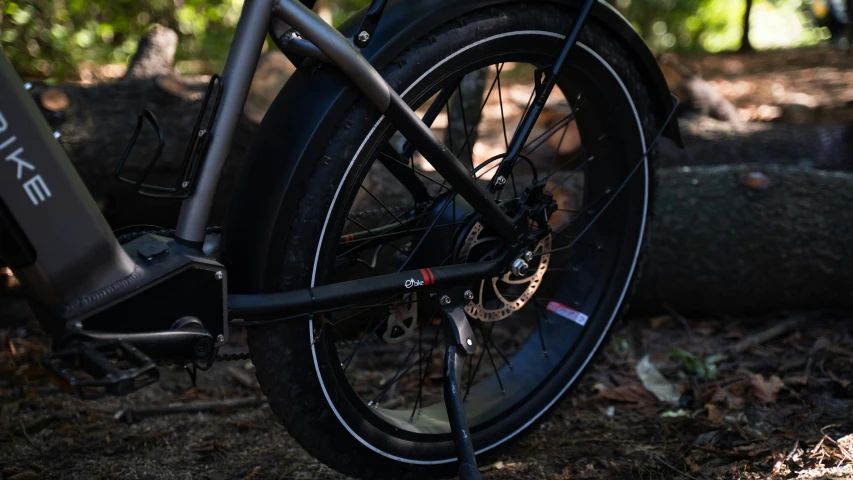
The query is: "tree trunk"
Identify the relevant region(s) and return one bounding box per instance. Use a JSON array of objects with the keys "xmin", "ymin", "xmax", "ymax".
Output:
[
  {"xmin": 445, "ymin": 69, "xmax": 488, "ymax": 170},
  {"xmin": 740, "ymin": 0, "xmax": 754, "ymax": 52}
]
